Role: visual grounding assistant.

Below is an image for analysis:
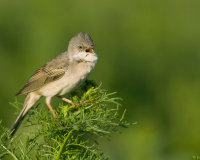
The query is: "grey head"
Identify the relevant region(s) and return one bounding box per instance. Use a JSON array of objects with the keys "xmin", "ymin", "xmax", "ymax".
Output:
[{"xmin": 67, "ymin": 32, "xmax": 97, "ymax": 62}]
